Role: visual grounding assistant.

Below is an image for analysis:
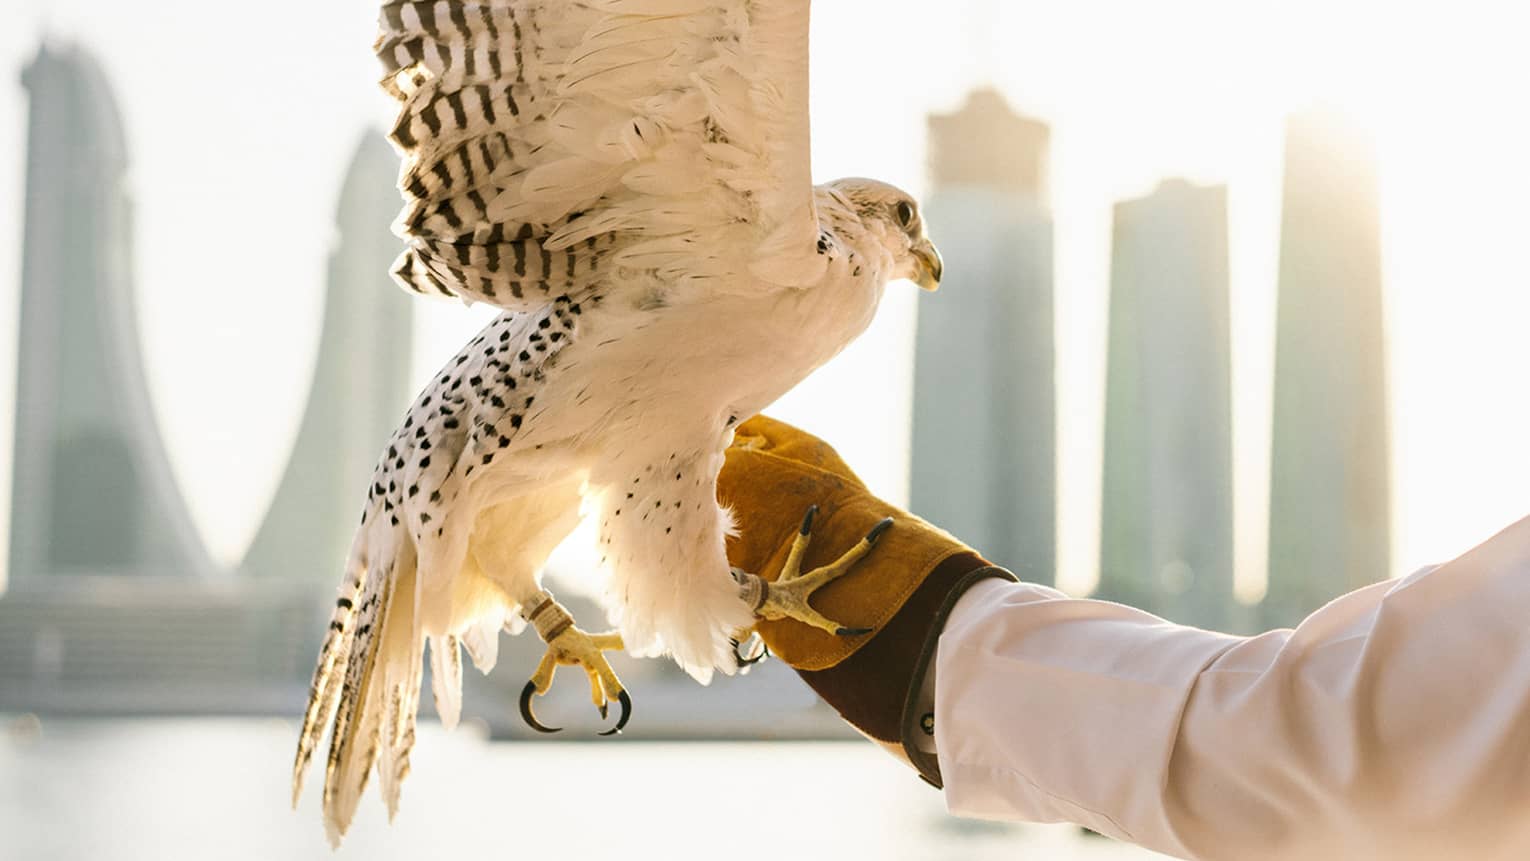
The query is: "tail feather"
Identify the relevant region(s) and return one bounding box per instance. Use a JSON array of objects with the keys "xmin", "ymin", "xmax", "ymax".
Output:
[
  {"xmin": 318, "ymin": 552, "xmax": 394, "ymax": 847},
  {"xmin": 291, "ymin": 480, "xmax": 515, "ymax": 842},
  {"xmin": 291, "ymin": 561, "xmax": 366, "ymax": 809},
  {"xmin": 429, "ymin": 634, "xmax": 464, "ymax": 731},
  {"xmin": 461, "ymin": 610, "xmax": 503, "ymax": 674},
  {"xmin": 376, "ymin": 555, "xmax": 423, "ymax": 822},
  {"xmin": 318, "ymin": 530, "xmax": 423, "ymax": 847},
  {"xmin": 375, "ymin": 681, "xmax": 413, "ymax": 822}
]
